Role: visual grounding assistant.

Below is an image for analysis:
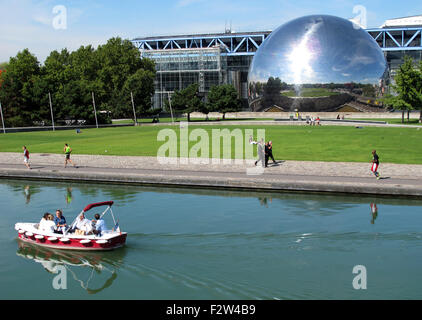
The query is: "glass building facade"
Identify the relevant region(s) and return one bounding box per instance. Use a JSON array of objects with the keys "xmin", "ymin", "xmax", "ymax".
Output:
[
  {"xmin": 142, "ymin": 47, "xmax": 225, "ymax": 109},
  {"xmin": 133, "ymin": 23, "xmax": 422, "ymax": 110},
  {"xmin": 133, "ymin": 32, "xmax": 269, "ymax": 110}
]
